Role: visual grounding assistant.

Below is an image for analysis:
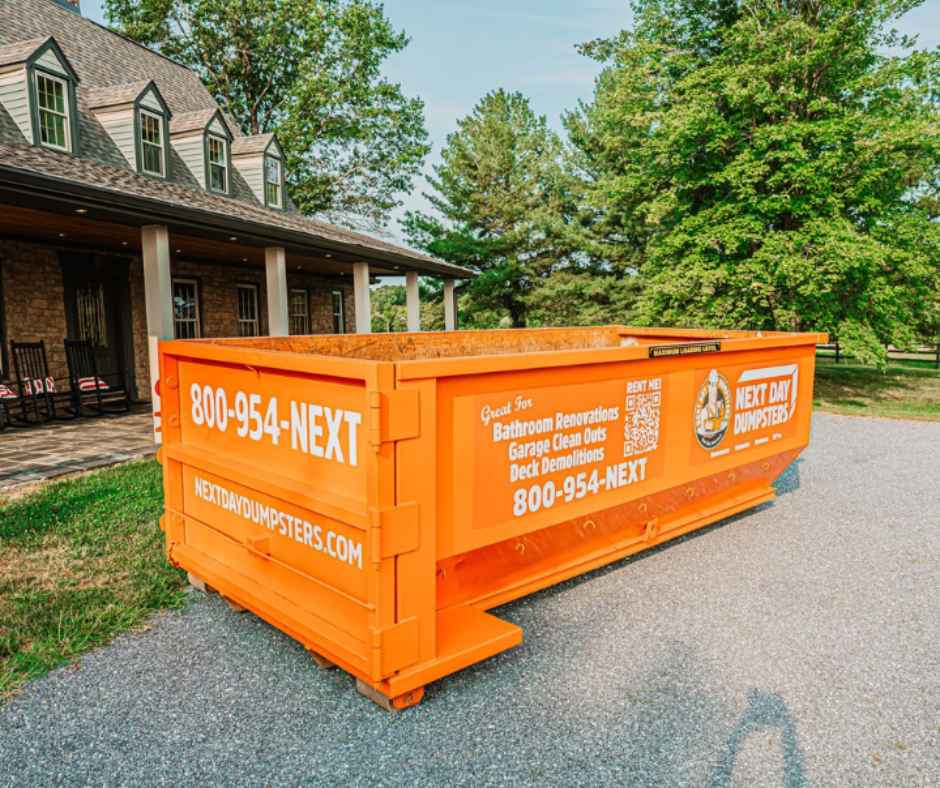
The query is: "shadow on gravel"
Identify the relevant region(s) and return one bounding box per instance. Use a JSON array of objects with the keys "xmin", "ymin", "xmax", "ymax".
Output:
[
  {"xmin": 708, "ymin": 689, "xmax": 807, "ymax": 788},
  {"xmin": 773, "ymin": 459, "xmax": 802, "ymax": 497}
]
